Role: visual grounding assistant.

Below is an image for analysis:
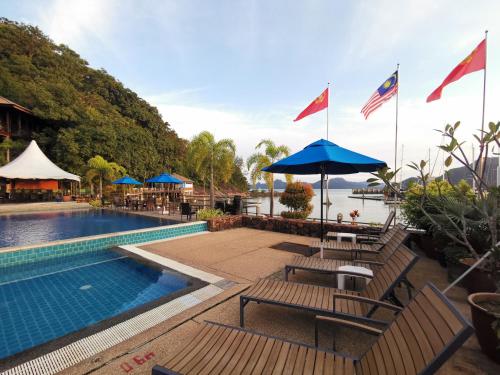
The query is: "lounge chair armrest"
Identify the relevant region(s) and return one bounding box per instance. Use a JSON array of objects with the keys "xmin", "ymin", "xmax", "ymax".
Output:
[
  {"xmin": 332, "ymin": 294, "xmax": 403, "ymax": 312},
  {"xmin": 315, "ymin": 315, "xmax": 383, "ymax": 336}
]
